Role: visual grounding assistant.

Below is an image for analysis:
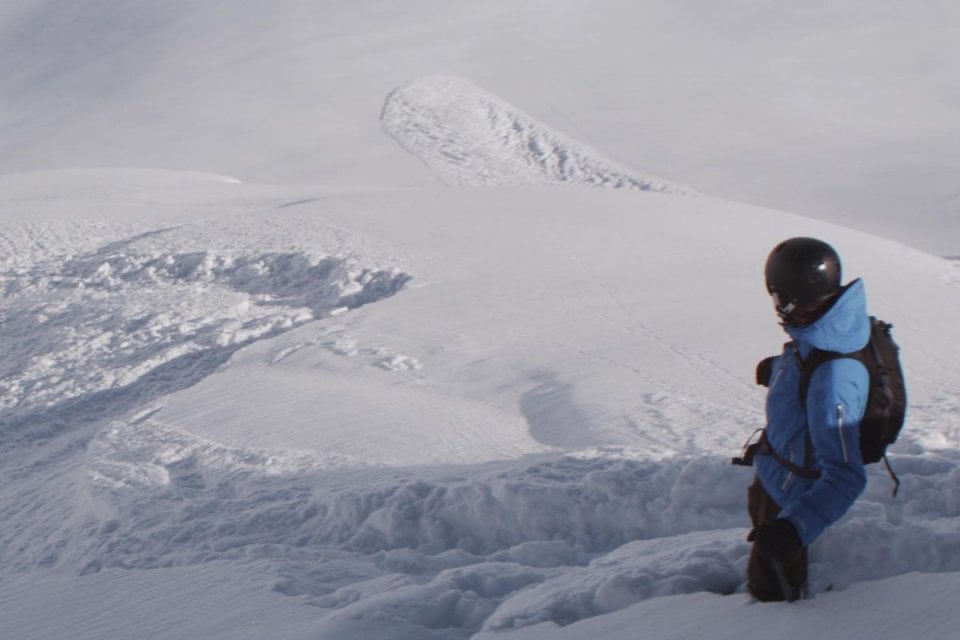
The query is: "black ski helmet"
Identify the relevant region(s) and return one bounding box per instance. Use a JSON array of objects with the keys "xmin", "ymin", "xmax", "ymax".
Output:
[{"xmin": 764, "ymin": 237, "xmax": 842, "ymax": 317}]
